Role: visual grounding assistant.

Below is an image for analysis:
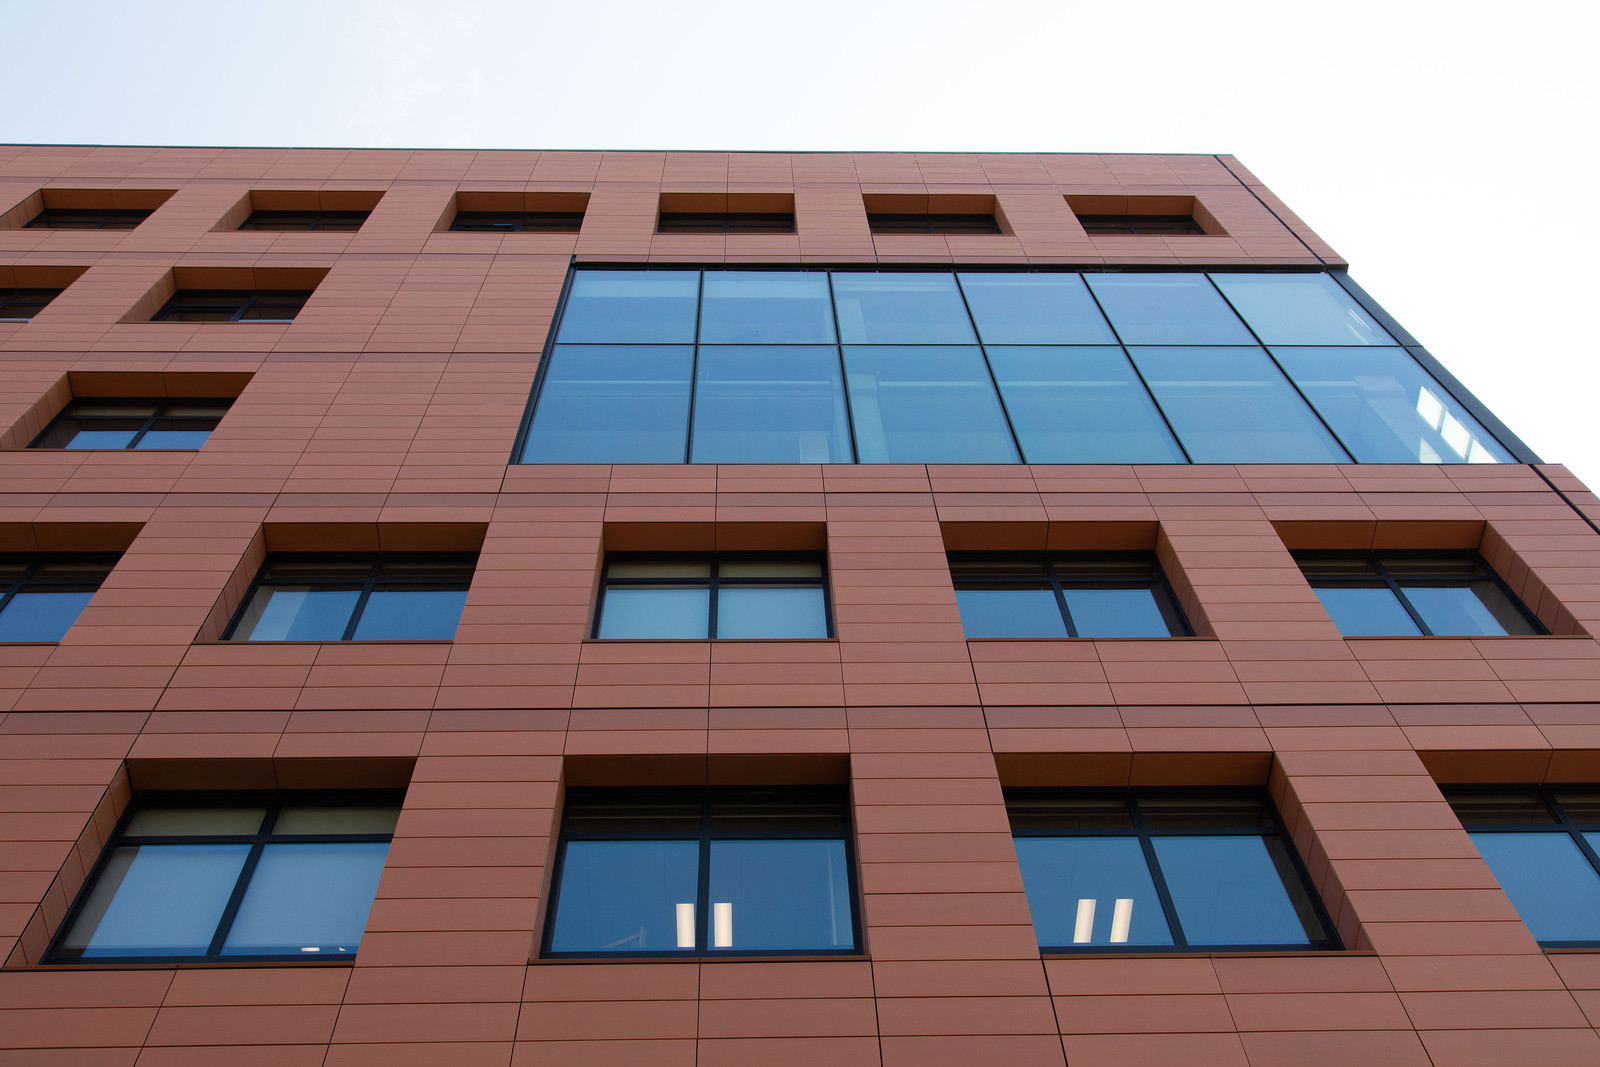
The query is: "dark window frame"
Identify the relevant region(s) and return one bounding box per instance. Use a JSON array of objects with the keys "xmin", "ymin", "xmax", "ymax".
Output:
[
  {"xmin": 46, "ymin": 790, "xmax": 402, "ymax": 965},
  {"xmin": 866, "ymin": 213, "xmax": 1002, "ymax": 235},
  {"xmin": 593, "ymin": 551, "xmax": 834, "ymax": 639},
  {"xmin": 1077, "ymin": 214, "xmax": 1207, "ymax": 237},
  {"xmin": 24, "ymin": 208, "xmax": 151, "ymax": 231},
  {"xmin": 0, "ymin": 287, "xmax": 63, "ymax": 321},
  {"xmin": 449, "ymin": 211, "xmax": 585, "ymax": 233},
  {"xmin": 542, "ymin": 786, "xmax": 862, "ymax": 960},
  {"xmin": 0, "ymin": 554, "xmax": 118, "ymax": 641},
  {"xmin": 151, "ymin": 289, "xmax": 313, "ymax": 323},
  {"xmin": 1295, "ymin": 550, "xmax": 1547, "ymax": 636},
  {"xmin": 1007, "ymin": 788, "xmax": 1341, "ymax": 954},
  {"xmin": 657, "ymin": 212, "xmax": 796, "ymax": 235},
  {"xmin": 949, "ymin": 551, "xmax": 1193, "ymax": 638},
  {"xmin": 29, "ymin": 397, "xmax": 233, "ymax": 450},
  {"xmin": 223, "ymin": 552, "xmax": 479, "ymax": 642},
  {"xmin": 238, "ymin": 210, "xmax": 370, "ymax": 232}
]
